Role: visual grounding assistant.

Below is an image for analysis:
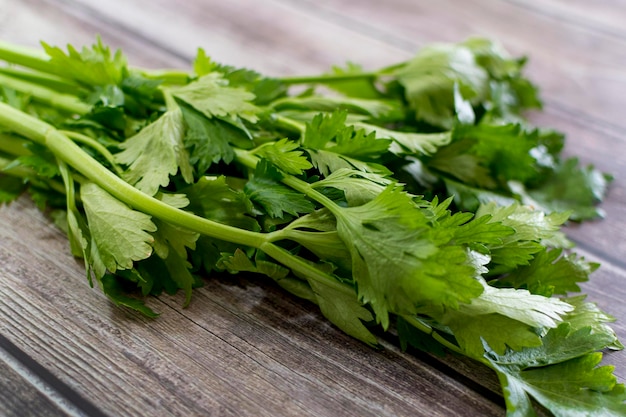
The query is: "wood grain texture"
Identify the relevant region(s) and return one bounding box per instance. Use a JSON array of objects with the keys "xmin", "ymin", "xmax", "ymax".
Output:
[
  {"xmin": 0, "ymin": 357, "xmax": 70, "ymax": 417},
  {"xmin": 0, "ymin": 0, "xmax": 625, "ymax": 416}
]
